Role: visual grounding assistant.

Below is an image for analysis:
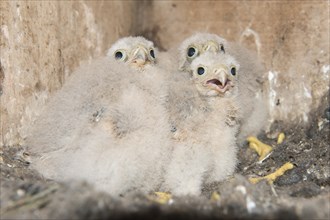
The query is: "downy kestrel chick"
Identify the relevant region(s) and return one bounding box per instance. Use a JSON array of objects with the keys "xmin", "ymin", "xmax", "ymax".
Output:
[{"xmin": 163, "ymin": 52, "xmax": 241, "ymax": 196}]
